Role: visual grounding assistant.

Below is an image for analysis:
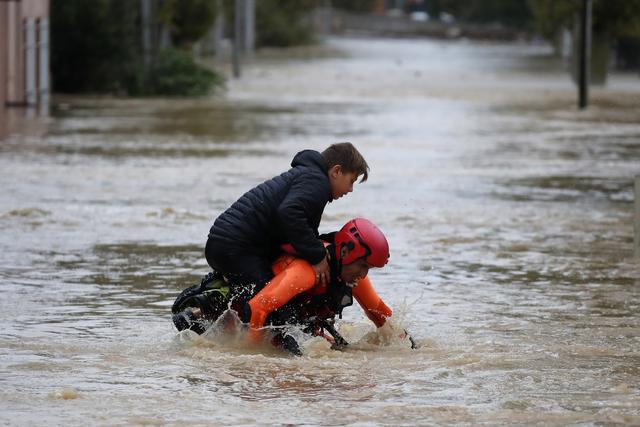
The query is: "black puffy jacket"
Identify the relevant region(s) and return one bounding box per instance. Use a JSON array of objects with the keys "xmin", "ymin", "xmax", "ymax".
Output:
[{"xmin": 208, "ymin": 150, "xmax": 332, "ymax": 265}]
